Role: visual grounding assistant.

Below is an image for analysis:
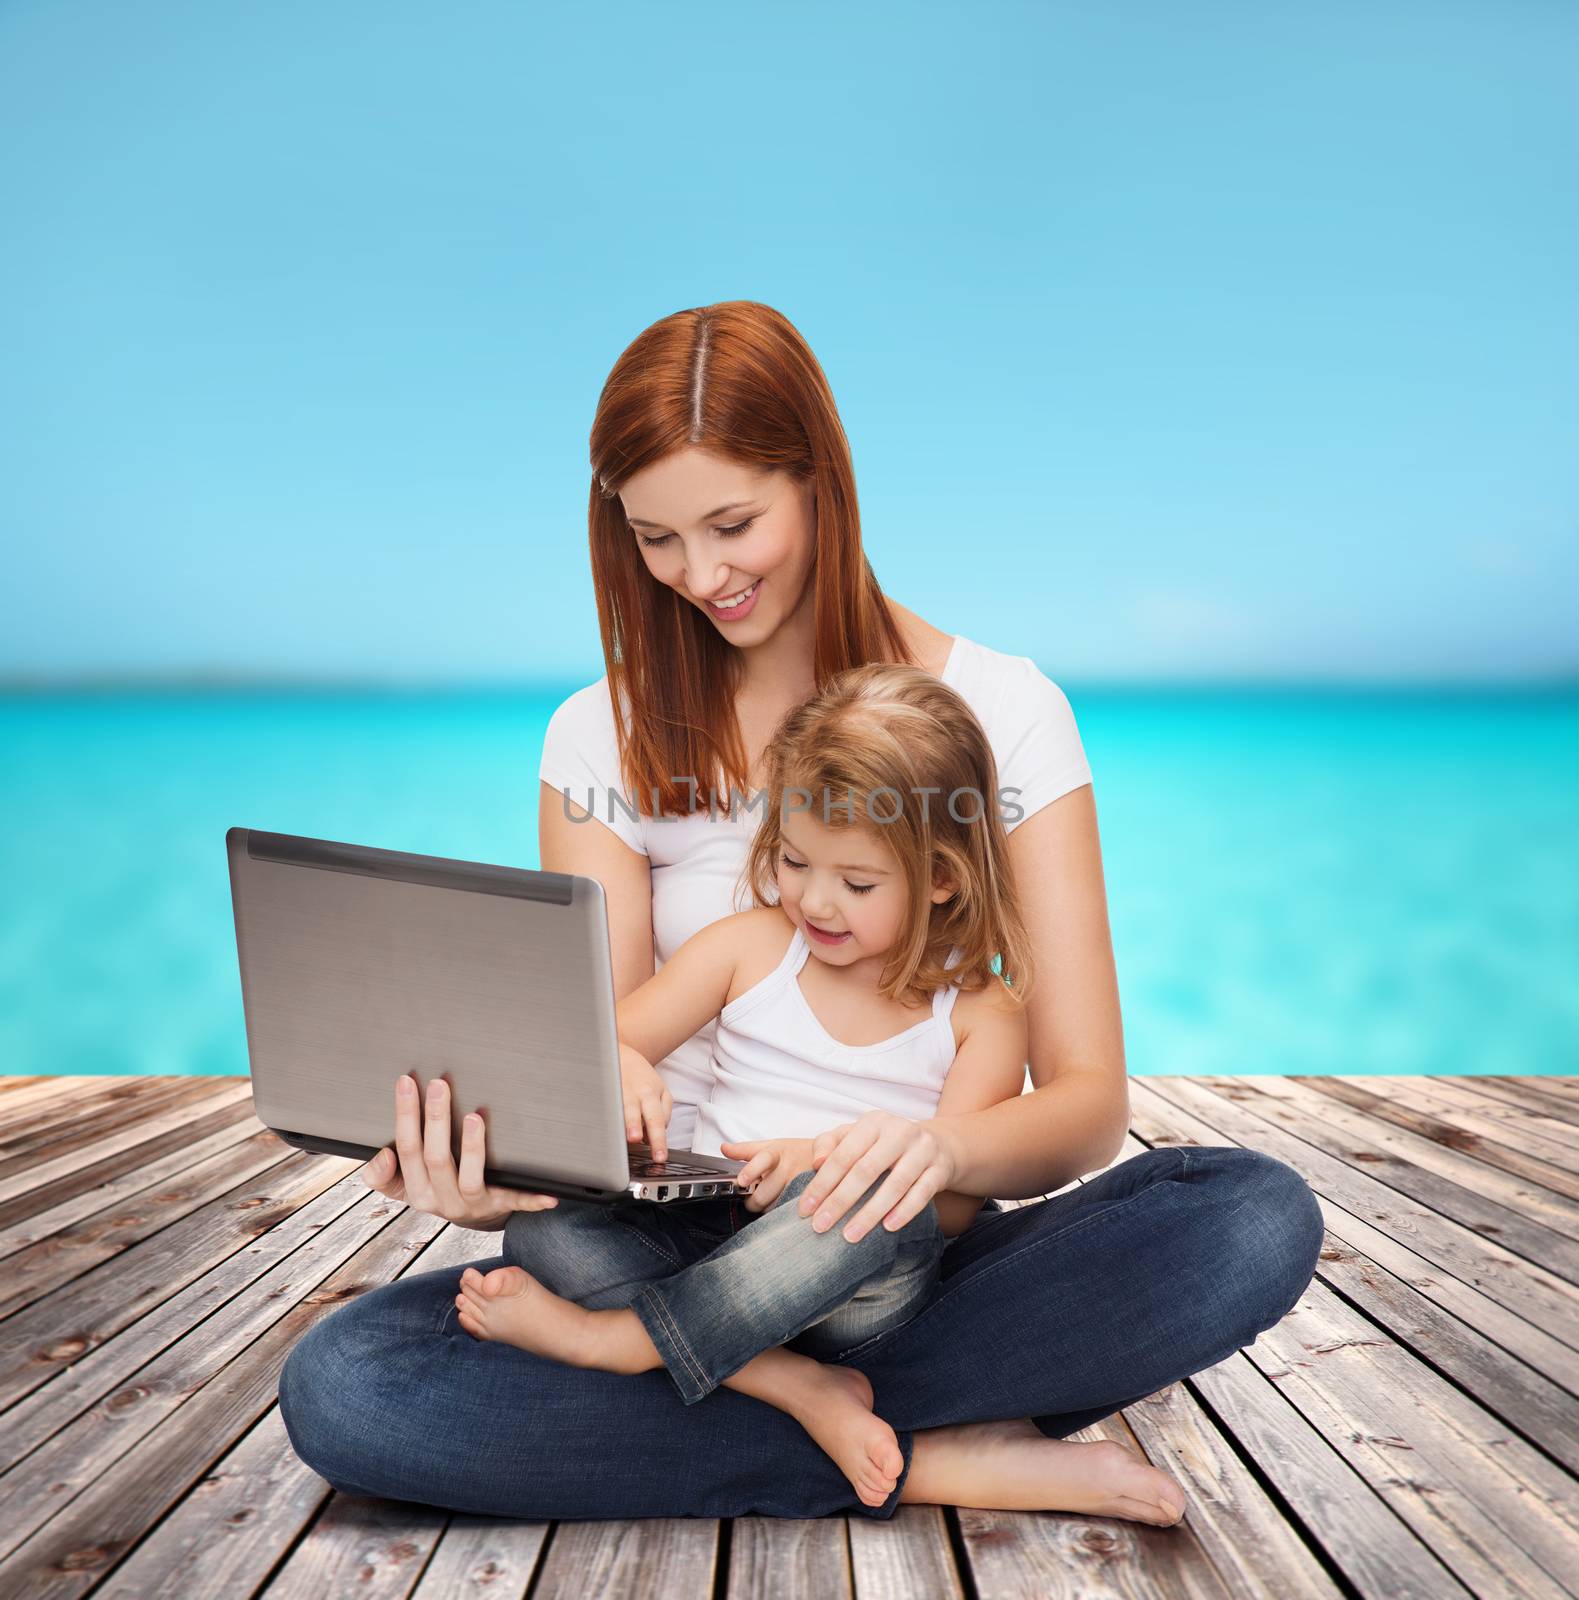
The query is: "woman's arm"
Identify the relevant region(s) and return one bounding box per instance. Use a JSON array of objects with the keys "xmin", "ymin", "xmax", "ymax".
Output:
[
  {"xmin": 928, "ymin": 984, "xmax": 1032, "ymax": 1233},
  {"xmin": 539, "ymin": 781, "xmax": 656, "ymax": 1000},
  {"xmin": 937, "ymin": 784, "xmax": 1130, "ymax": 1198},
  {"xmin": 793, "ymin": 784, "xmax": 1131, "ymax": 1239}
]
